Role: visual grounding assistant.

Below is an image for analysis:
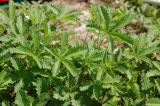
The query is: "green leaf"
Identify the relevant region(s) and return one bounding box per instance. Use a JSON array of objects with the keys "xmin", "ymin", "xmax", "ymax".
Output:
[
  {"xmin": 111, "ymin": 14, "xmax": 134, "ymax": 32},
  {"xmin": 62, "ymin": 59, "xmax": 78, "ymax": 77},
  {"xmin": 93, "ymin": 83, "xmax": 102, "ymax": 100},
  {"xmin": 60, "ymin": 32, "xmax": 69, "ymax": 53},
  {"xmin": 80, "ymin": 81, "xmax": 93, "ymax": 91},
  {"xmin": 140, "ymin": 46, "xmax": 159, "ymax": 56},
  {"xmin": 110, "ymin": 32, "xmax": 134, "ymax": 45},
  {"xmin": 10, "ymin": 47, "xmax": 42, "ymax": 68},
  {"xmin": 155, "ymin": 80, "xmax": 160, "ymax": 93},
  {"xmin": 33, "ymin": 80, "xmax": 42, "ymax": 96},
  {"xmin": 15, "ymin": 90, "xmax": 34, "ymax": 106},
  {"xmin": 87, "ymin": 20, "xmax": 102, "ymax": 31},
  {"xmin": 44, "ymin": 47, "xmax": 59, "ymax": 60},
  {"xmin": 100, "ymin": 6, "xmax": 110, "ymax": 30},
  {"xmin": 9, "ymin": 0, "xmax": 15, "ymax": 22},
  {"xmin": 10, "ymin": 58, "xmax": 19, "ymax": 70},
  {"xmin": 52, "ymin": 61, "xmax": 61, "ymax": 77},
  {"xmin": 14, "ymin": 79, "xmax": 24, "ymax": 93},
  {"xmin": 33, "ymin": 93, "xmax": 49, "ymax": 106},
  {"xmin": 129, "ymin": 82, "xmax": 141, "ymax": 98},
  {"xmin": 152, "ymin": 61, "xmax": 160, "ymax": 71},
  {"xmin": 0, "ymin": 71, "xmax": 12, "ymax": 91},
  {"xmin": 63, "ymin": 47, "xmax": 86, "ymax": 58},
  {"xmin": 146, "ymin": 70, "xmax": 160, "ymax": 77},
  {"xmin": 32, "ymin": 29, "xmax": 40, "ymax": 53},
  {"xmin": 146, "ymin": 98, "xmax": 160, "ymax": 106},
  {"xmin": 16, "ymin": 16, "xmax": 24, "ymax": 35},
  {"xmin": 96, "ymin": 69, "xmax": 103, "ymax": 81},
  {"xmin": 2, "ymin": 101, "xmax": 10, "ymax": 106}
]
